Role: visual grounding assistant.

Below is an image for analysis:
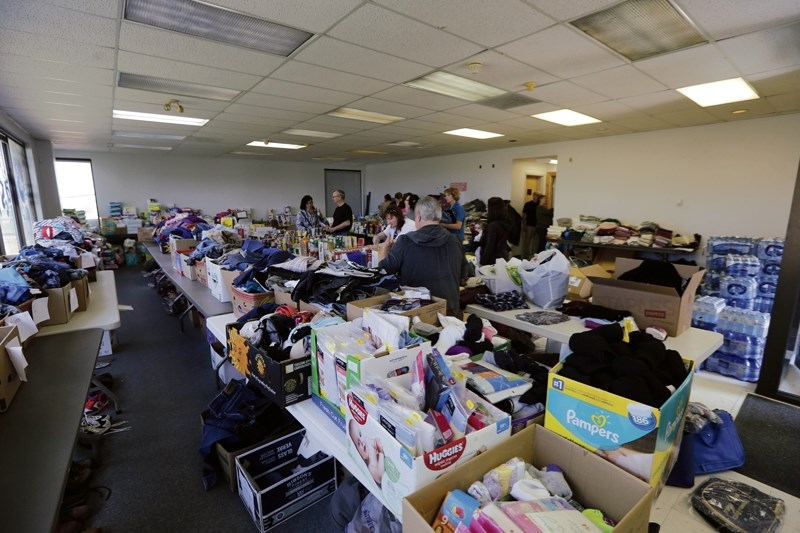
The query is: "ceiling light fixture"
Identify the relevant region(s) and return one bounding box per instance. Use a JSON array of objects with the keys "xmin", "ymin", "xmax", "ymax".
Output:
[
  {"xmin": 676, "ymin": 77, "xmax": 759, "ymax": 107},
  {"xmin": 404, "ymin": 71, "xmax": 506, "ymax": 102},
  {"xmin": 549, "ymin": 159, "xmax": 558, "ymax": 165},
  {"xmin": 112, "ymin": 144, "xmax": 172, "ymax": 150},
  {"xmin": 327, "ymin": 107, "xmax": 404, "ymax": 124},
  {"xmin": 350, "ymin": 149, "xmax": 388, "ymax": 155},
  {"xmin": 118, "ymin": 72, "xmax": 241, "ymax": 101},
  {"xmin": 113, "ymin": 131, "xmax": 186, "ymax": 140},
  {"xmin": 532, "ymin": 109, "xmax": 601, "ymax": 126},
  {"xmin": 443, "ymin": 128, "xmax": 504, "ymax": 139},
  {"xmin": 386, "ymin": 141, "xmax": 422, "ymax": 147},
  {"xmin": 124, "ymin": 0, "xmax": 313, "ymax": 56},
  {"xmin": 247, "ymin": 140, "xmax": 307, "ymax": 149},
  {"xmin": 731, "ymin": 109, "xmax": 749, "ymax": 114},
  {"xmin": 113, "ymin": 109, "xmax": 208, "ymax": 126},
  {"xmin": 281, "ymin": 128, "xmax": 342, "ymax": 138}
]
